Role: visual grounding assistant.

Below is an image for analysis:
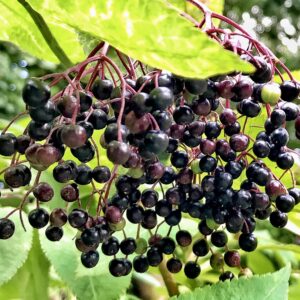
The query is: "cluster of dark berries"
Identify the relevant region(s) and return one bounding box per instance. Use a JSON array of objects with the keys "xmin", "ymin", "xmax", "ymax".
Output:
[{"xmin": 1, "ymin": 7, "xmax": 300, "ymax": 281}]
